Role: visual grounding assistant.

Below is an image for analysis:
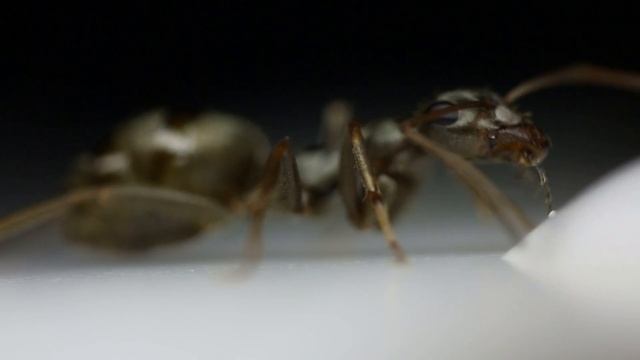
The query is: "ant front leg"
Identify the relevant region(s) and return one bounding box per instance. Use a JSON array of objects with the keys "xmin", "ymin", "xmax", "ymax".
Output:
[
  {"xmin": 338, "ymin": 121, "xmax": 406, "ymax": 262},
  {"xmin": 243, "ymin": 137, "xmax": 306, "ymax": 263},
  {"xmin": 400, "ymin": 122, "xmax": 534, "ymax": 241}
]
